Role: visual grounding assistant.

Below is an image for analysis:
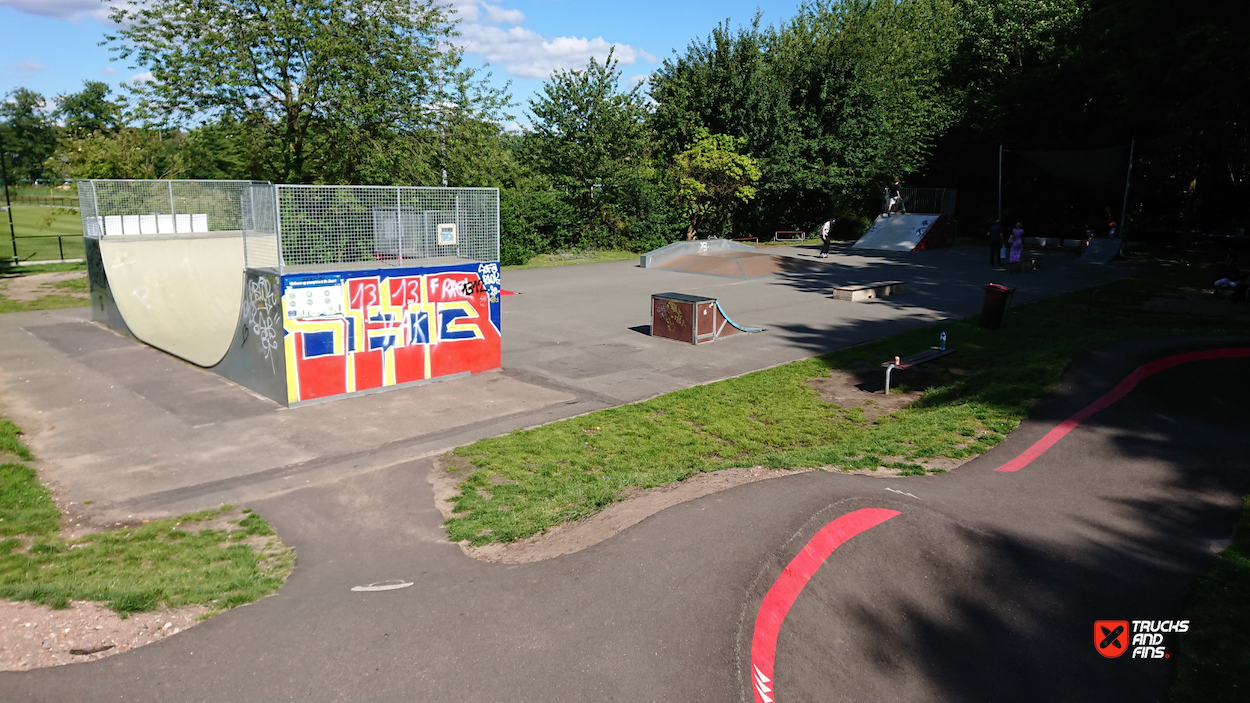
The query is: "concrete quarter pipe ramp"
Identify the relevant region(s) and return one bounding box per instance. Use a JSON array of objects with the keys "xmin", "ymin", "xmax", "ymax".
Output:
[
  {"xmin": 99, "ymin": 233, "xmax": 245, "ymax": 367},
  {"xmin": 80, "ymin": 179, "xmax": 504, "ymax": 407}
]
